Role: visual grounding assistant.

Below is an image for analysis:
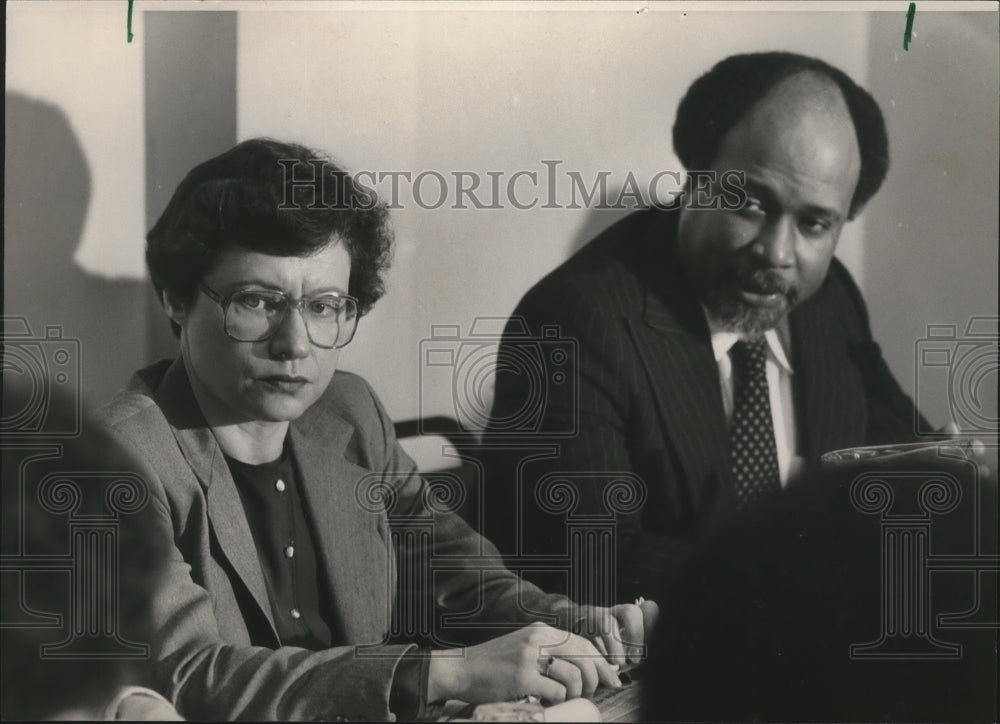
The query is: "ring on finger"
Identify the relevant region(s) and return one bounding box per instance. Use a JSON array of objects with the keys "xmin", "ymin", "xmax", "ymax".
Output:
[{"xmin": 542, "ymin": 655, "xmax": 556, "ymax": 678}]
